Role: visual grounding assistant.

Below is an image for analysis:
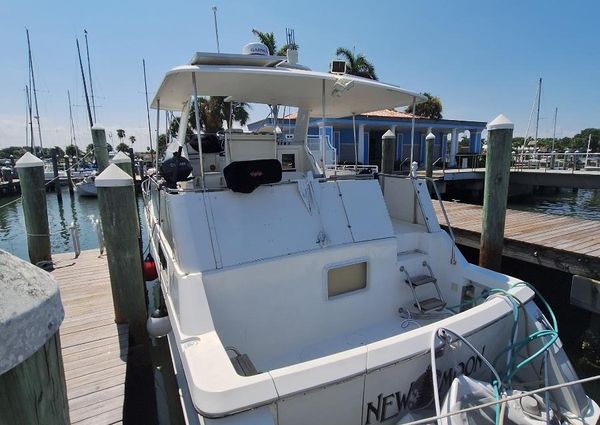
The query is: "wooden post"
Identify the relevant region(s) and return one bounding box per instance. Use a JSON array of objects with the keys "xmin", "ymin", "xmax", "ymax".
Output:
[
  {"xmin": 112, "ymin": 151, "xmax": 133, "ymax": 176},
  {"xmin": 64, "ymin": 155, "xmax": 74, "ymax": 196},
  {"xmin": 0, "ymin": 250, "xmax": 69, "ymax": 425},
  {"xmin": 15, "ymin": 152, "xmax": 52, "ymax": 268},
  {"xmin": 96, "ymin": 164, "xmax": 147, "ymax": 344},
  {"xmin": 51, "ymin": 148, "xmax": 62, "ymax": 201},
  {"xmin": 479, "ymin": 114, "xmax": 514, "ymax": 271},
  {"xmin": 91, "ymin": 126, "xmax": 110, "ymax": 173},
  {"xmin": 381, "ymin": 129, "xmax": 396, "ymax": 173},
  {"xmin": 425, "ymin": 131, "xmax": 435, "ymax": 180}
]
